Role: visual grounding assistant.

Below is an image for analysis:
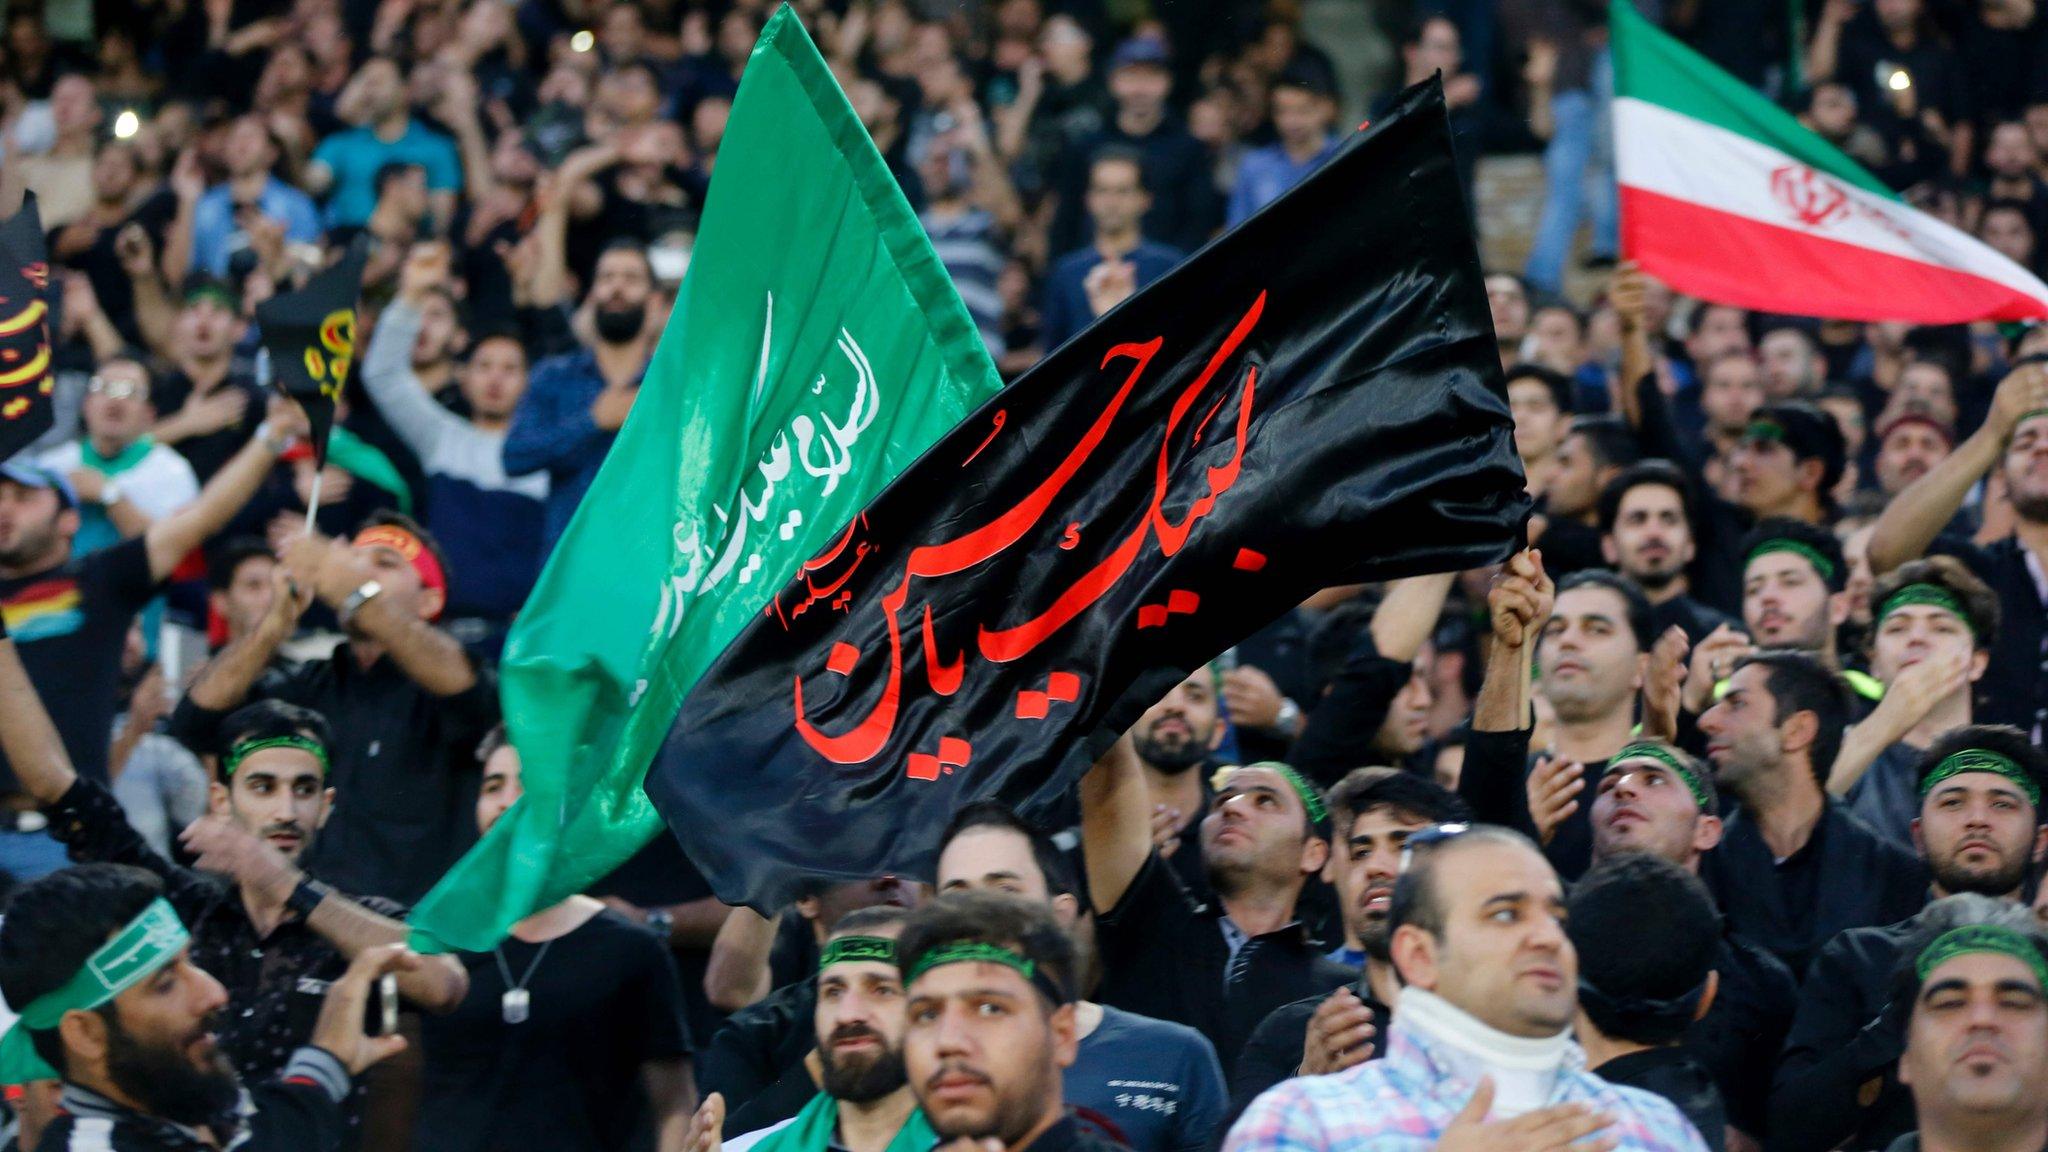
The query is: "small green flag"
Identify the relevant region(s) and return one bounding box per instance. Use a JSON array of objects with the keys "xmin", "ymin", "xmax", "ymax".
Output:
[{"xmin": 408, "ymin": 5, "xmax": 1003, "ymax": 952}]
